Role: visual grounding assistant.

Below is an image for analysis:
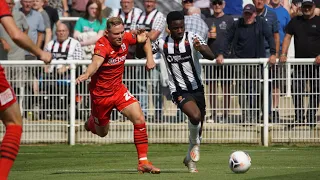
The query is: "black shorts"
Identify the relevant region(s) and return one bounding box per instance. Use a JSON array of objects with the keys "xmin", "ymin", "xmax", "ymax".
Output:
[
  {"xmin": 205, "ymin": 65, "xmax": 233, "ymax": 85},
  {"xmin": 171, "ymin": 87, "xmax": 206, "ymax": 117}
]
